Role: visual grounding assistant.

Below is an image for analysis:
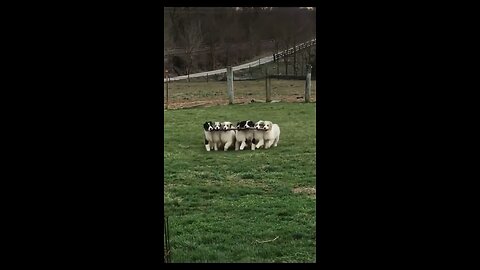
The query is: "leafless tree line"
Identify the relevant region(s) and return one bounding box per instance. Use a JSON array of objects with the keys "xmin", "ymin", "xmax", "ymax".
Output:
[{"xmin": 164, "ymin": 7, "xmax": 316, "ymax": 77}]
